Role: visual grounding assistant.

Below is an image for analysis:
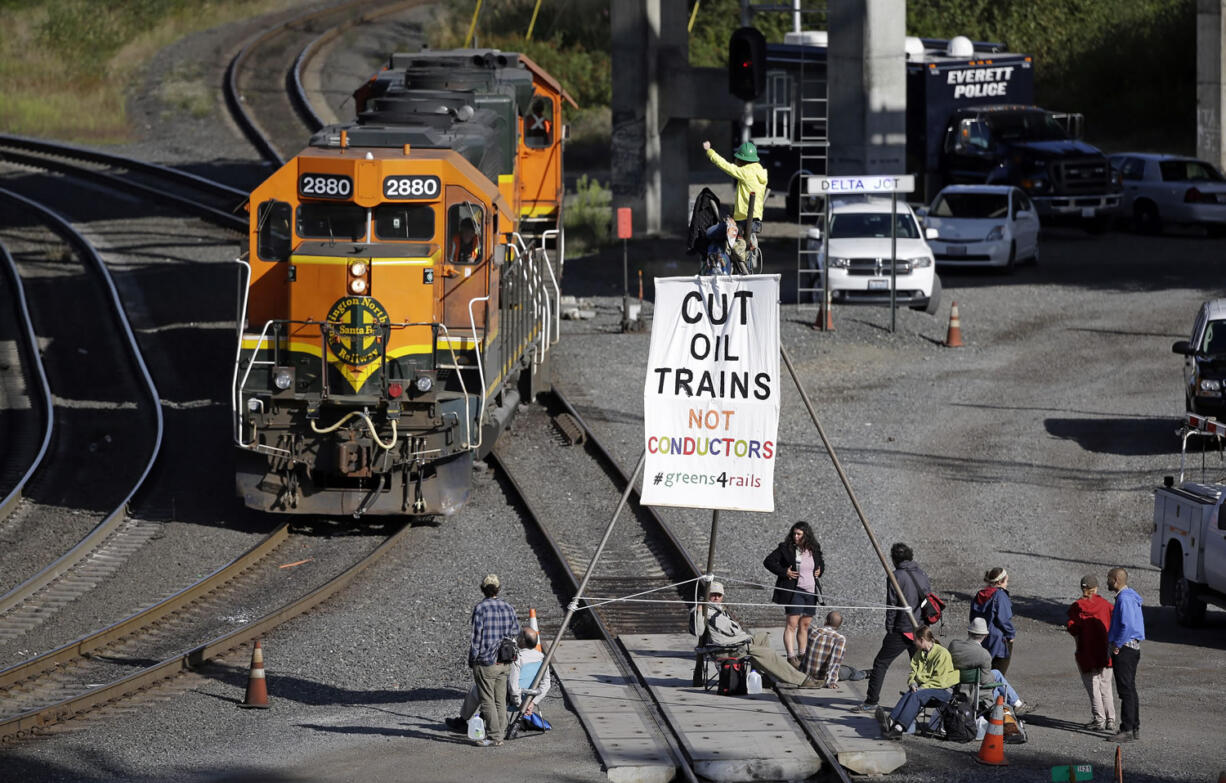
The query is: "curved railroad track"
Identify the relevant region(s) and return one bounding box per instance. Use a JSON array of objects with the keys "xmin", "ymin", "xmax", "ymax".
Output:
[
  {"xmin": 0, "ymin": 189, "xmax": 166, "ymax": 642},
  {"xmin": 0, "ymin": 134, "xmax": 246, "ymax": 231},
  {"xmin": 490, "ymin": 386, "xmax": 852, "ymax": 783},
  {"xmin": 0, "ymin": 520, "xmax": 411, "ymax": 742},
  {"xmin": 0, "ymin": 241, "xmax": 54, "ymax": 523},
  {"xmin": 226, "ymin": 0, "xmax": 428, "ymax": 164}
]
